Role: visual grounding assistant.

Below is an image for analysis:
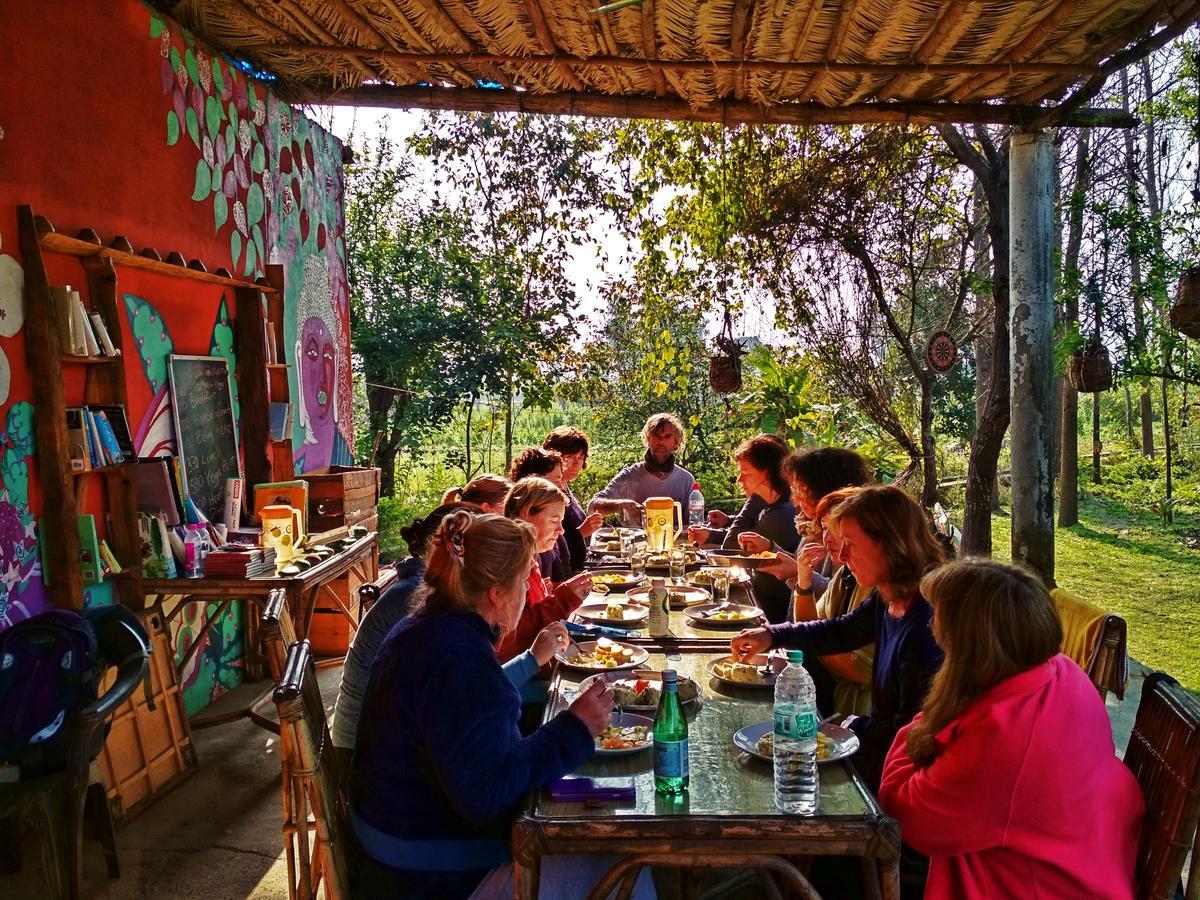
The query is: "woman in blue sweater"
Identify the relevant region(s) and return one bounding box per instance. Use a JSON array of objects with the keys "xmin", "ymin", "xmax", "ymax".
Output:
[
  {"xmin": 350, "ymin": 510, "xmax": 613, "ymax": 898},
  {"xmin": 732, "ymin": 485, "xmax": 945, "ymax": 791}
]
